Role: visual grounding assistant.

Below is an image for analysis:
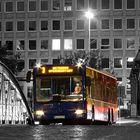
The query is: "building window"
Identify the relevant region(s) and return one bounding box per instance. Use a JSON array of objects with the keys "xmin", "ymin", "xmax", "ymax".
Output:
[
  {"xmin": 114, "ymin": 39, "xmax": 122, "ymax": 49},
  {"xmin": 114, "ymin": 58, "xmax": 123, "ymax": 68},
  {"xmin": 6, "ymin": 41, "xmax": 13, "ymax": 50},
  {"xmin": 126, "ymin": 57, "xmax": 134, "ymax": 68},
  {"xmin": 0, "ymin": 22, "xmax": 1, "ymax": 31},
  {"xmin": 6, "ymin": 21, "xmax": 13, "ymax": 31},
  {"xmin": 77, "ymin": 20, "xmax": 84, "ymax": 30},
  {"xmin": 127, "ymin": 38, "xmax": 135, "ymax": 49},
  {"xmin": 41, "ymin": 20, "xmax": 48, "ymax": 31},
  {"xmin": 64, "ymin": 39, "xmax": 72, "ymax": 50},
  {"xmin": 17, "ymin": 60, "xmax": 25, "ymax": 72},
  {"xmin": 53, "ymin": 59, "xmax": 60, "ymax": 64},
  {"xmin": 41, "ymin": 40, "xmax": 48, "ymax": 50},
  {"xmin": 29, "ymin": 0, "xmax": 36, "ymax": 11},
  {"xmin": 29, "ymin": 40, "xmax": 36, "ymax": 50},
  {"xmin": 52, "ymin": 20, "xmax": 60, "ymax": 30},
  {"xmin": 0, "ymin": 2, "xmax": 1, "ymax": 12},
  {"xmin": 101, "ymin": 0, "xmax": 110, "ymax": 9},
  {"xmin": 114, "ymin": 19, "xmax": 122, "ymax": 29},
  {"xmin": 64, "ymin": 0, "xmax": 72, "ymax": 11},
  {"xmin": 17, "ymin": 1, "xmax": 24, "ymax": 12},
  {"xmin": 52, "ymin": 0, "xmax": 60, "ymax": 11},
  {"xmin": 89, "ymin": 58, "xmax": 97, "ymax": 68},
  {"xmin": 127, "ymin": 0, "xmax": 135, "ymax": 9},
  {"xmin": 101, "ymin": 19, "xmax": 109, "ymax": 29},
  {"xmin": 90, "ymin": 20, "xmax": 97, "ymax": 29},
  {"xmin": 65, "ymin": 59, "xmax": 72, "ymax": 64},
  {"xmin": 29, "ymin": 59, "xmax": 36, "ymax": 69},
  {"xmin": 40, "ymin": 0, "xmax": 48, "ymax": 11},
  {"xmin": 41, "ymin": 59, "xmax": 48, "ymax": 64},
  {"xmin": 114, "ymin": 0, "xmax": 122, "ymax": 9},
  {"xmin": 139, "ymin": 38, "xmax": 140, "ymax": 49},
  {"xmin": 77, "ymin": 39, "xmax": 84, "ymax": 49},
  {"xmin": 29, "ymin": 21, "xmax": 36, "ymax": 31},
  {"xmin": 16, "ymin": 40, "xmax": 25, "ymax": 50},
  {"xmin": 101, "ymin": 39, "xmax": 110, "ymax": 49},
  {"xmin": 127, "ymin": 19, "xmax": 135, "ymax": 29},
  {"xmin": 101, "ymin": 58, "xmax": 109, "ymax": 68},
  {"xmin": 52, "ymin": 39, "xmax": 60, "ymax": 50},
  {"xmin": 139, "ymin": 19, "xmax": 140, "ymax": 28},
  {"xmin": 126, "ymin": 77, "xmax": 131, "ymax": 91},
  {"xmin": 64, "ymin": 20, "xmax": 72, "ymax": 30},
  {"xmin": 17, "ymin": 21, "xmax": 25, "ymax": 31},
  {"xmin": 117, "ymin": 77, "xmax": 122, "ymax": 84},
  {"xmin": 5, "ymin": 2, "xmax": 13, "ymax": 12},
  {"xmin": 89, "ymin": 0, "xmax": 97, "ymax": 9},
  {"xmin": 90, "ymin": 39, "xmax": 97, "ymax": 49},
  {"xmin": 77, "ymin": 0, "xmax": 84, "ymax": 10}
]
